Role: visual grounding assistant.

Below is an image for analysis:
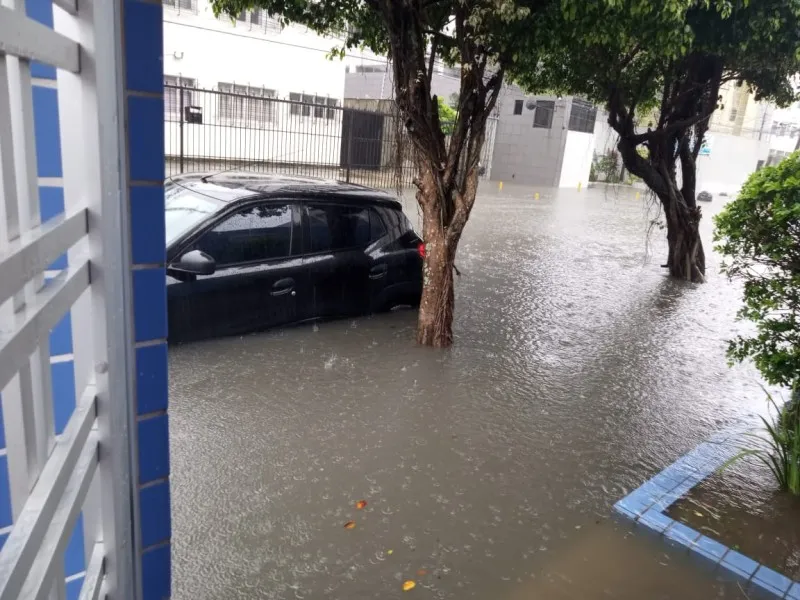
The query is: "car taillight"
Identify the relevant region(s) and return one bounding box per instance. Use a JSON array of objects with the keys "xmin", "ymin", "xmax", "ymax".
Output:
[{"xmin": 417, "ymin": 242, "xmax": 426, "ymax": 259}]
